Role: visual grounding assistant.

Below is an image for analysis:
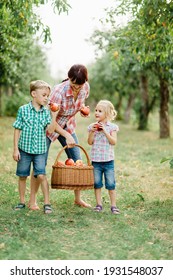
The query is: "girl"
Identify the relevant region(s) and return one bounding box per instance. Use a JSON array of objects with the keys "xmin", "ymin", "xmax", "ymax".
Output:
[{"xmin": 88, "ymin": 100, "xmax": 120, "ymax": 214}]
